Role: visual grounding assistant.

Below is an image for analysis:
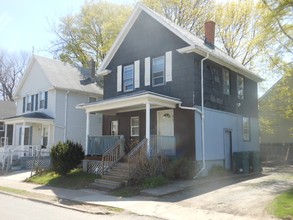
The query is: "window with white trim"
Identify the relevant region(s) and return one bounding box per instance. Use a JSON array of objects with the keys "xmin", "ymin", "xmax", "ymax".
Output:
[
  {"xmin": 123, "ymin": 64, "xmax": 134, "ymax": 92},
  {"xmin": 243, "ymin": 117, "xmax": 250, "ymax": 141},
  {"xmin": 237, "ymin": 75, "xmax": 244, "ymax": 99},
  {"xmin": 39, "ymin": 91, "xmax": 46, "ymax": 109},
  {"xmin": 89, "ymin": 97, "xmax": 96, "ymax": 103},
  {"xmin": 26, "ymin": 95, "xmax": 32, "ymax": 111},
  {"xmin": 152, "ymin": 56, "xmax": 165, "ymax": 86},
  {"xmin": 130, "ymin": 116, "xmax": 139, "ymax": 137},
  {"xmin": 0, "ymin": 122, "xmax": 4, "ymax": 131},
  {"xmin": 223, "ymin": 68, "xmax": 230, "ymax": 95}
]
